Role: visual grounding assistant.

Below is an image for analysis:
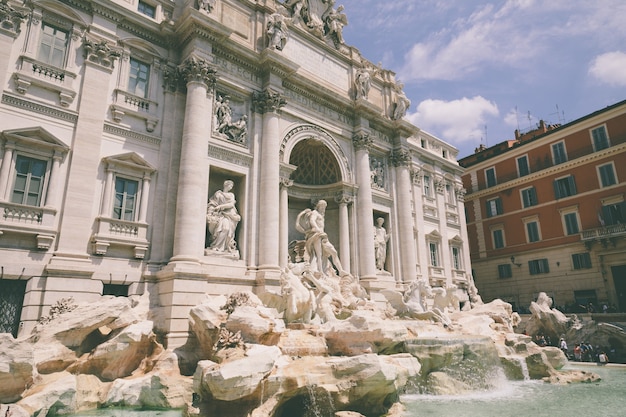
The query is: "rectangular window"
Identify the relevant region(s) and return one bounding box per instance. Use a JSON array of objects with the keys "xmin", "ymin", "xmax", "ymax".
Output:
[
  {"xmin": 452, "ymin": 247, "xmax": 461, "ymax": 270},
  {"xmin": 521, "ymin": 187, "xmax": 537, "ymax": 208},
  {"xmin": 113, "ymin": 177, "xmax": 139, "ymax": 221},
  {"xmin": 37, "ymin": 22, "xmax": 68, "ymax": 68},
  {"xmin": 423, "ymin": 175, "xmax": 432, "ymax": 197},
  {"xmin": 517, "ymin": 155, "xmax": 530, "ymax": 177},
  {"xmin": 429, "ymin": 242, "xmax": 439, "ymax": 267},
  {"xmin": 572, "ymin": 253, "xmax": 592, "ymax": 270},
  {"xmin": 591, "ymin": 126, "xmax": 609, "ymax": 151},
  {"xmin": 486, "ymin": 197, "xmax": 503, "ymax": 217},
  {"xmin": 492, "ymin": 229, "xmax": 504, "ymax": 249},
  {"xmin": 498, "ymin": 264, "xmax": 512, "ymax": 279},
  {"xmin": 485, "ymin": 167, "xmax": 496, "ymax": 188},
  {"xmin": 138, "ymin": 0, "xmax": 156, "ymax": 18},
  {"xmin": 602, "ymin": 202, "xmax": 626, "ymax": 226},
  {"xmin": 526, "ymin": 221, "xmax": 540, "ymax": 242},
  {"xmin": 129, "ymin": 58, "xmax": 150, "ymax": 98},
  {"xmin": 11, "ymin": 155, "xmax": 47, "ymax": 206},
  {"xmin": 103, "ymin": 284, "xmax": 129, "ymax": 297},
  {"xmin": 445, "ymin": 183, "xmax": 456, "ymax": 205},
  {"xmin": 563, "ymin": 212, "xmax": 579, "ymax": 235},
  {"xmin": 552, "ymin": 142, "xmax": 567, "ymax": 165},
  {"xmin": 553, "ymin": 175, "xmax": 577, "ymax": 199},
  {"xmin": 529, "ymin": 258, "xmax": 550, "ymax": 275},
  {"xmin": 598, "ymin": 163, "xmax": 616, "ymax": 187}
]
